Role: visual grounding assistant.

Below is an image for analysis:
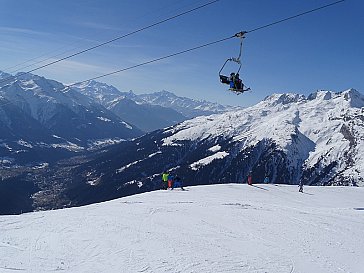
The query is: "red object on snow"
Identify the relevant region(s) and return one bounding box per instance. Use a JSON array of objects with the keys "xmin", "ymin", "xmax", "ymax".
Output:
[{"xmin": 247, "ymin": 175, "xmax": 252, "ymax": 185}]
